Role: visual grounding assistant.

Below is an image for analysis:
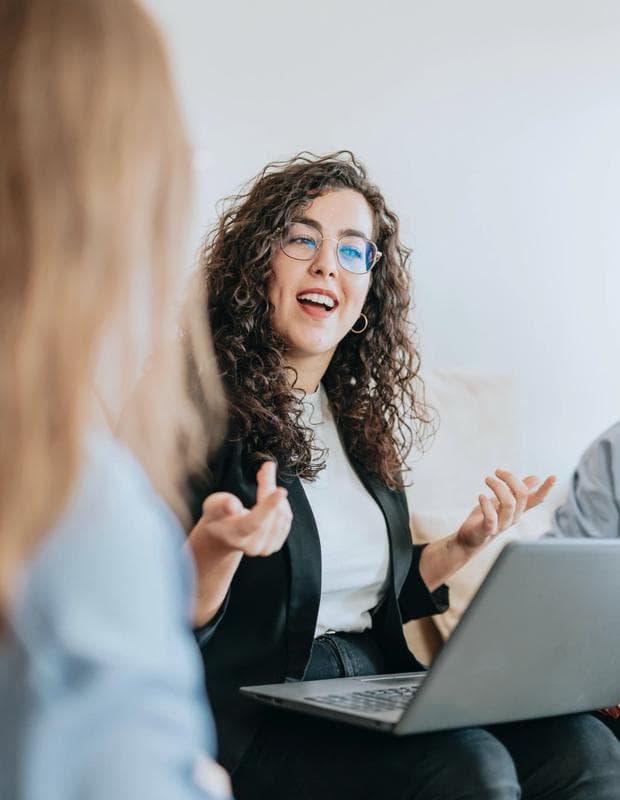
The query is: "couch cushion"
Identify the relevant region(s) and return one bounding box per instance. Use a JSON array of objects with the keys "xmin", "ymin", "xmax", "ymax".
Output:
[{"xmin": 404, "ymin": 369, "xmax": 554, "ymax": 646}]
